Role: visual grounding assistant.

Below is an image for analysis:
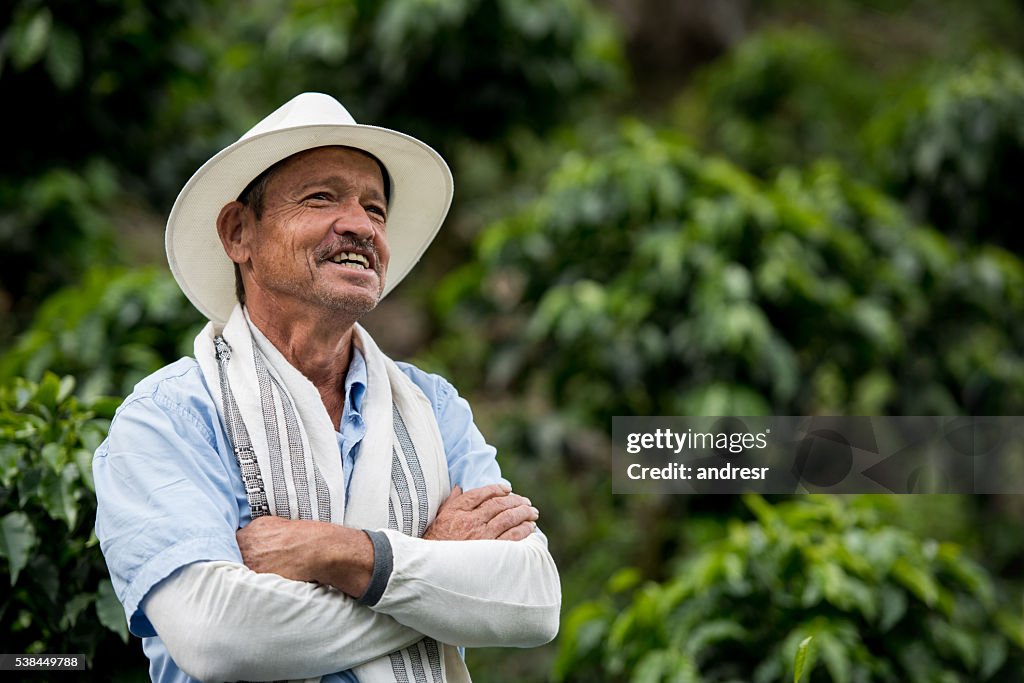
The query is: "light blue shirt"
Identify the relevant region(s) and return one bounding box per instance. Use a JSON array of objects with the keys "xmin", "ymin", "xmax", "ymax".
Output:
[{"xmin": 93, "ymin": 348, "xmax": 505, "ymax": 683}]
